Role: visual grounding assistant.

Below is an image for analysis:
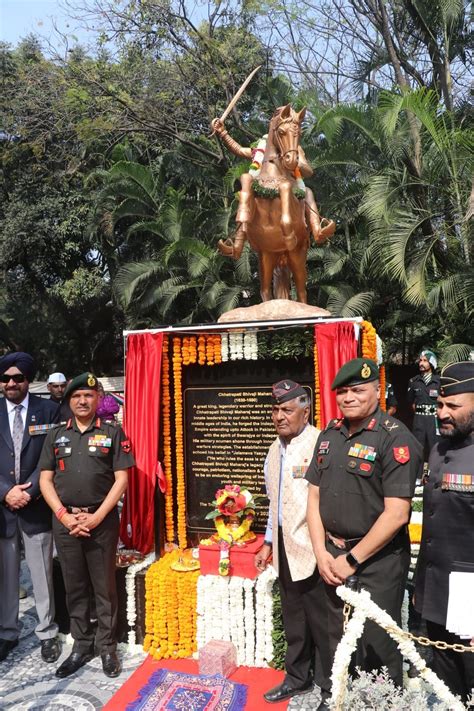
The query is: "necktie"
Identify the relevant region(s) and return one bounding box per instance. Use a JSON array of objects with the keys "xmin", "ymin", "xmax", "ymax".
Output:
[{"xmin": 13, "ymin": 405, "xmax": 24, "ymax": 483}]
